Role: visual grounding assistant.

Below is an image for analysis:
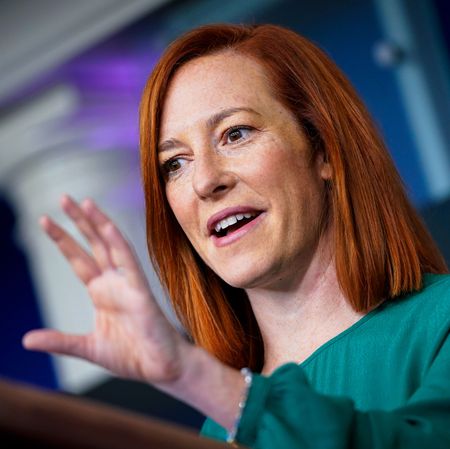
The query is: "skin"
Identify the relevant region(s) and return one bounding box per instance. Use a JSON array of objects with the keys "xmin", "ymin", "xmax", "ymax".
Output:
[
  {"xmin": 160, "ymin": 52, "xmax": 329, "ymax": 291},
  {"xmin": 22, "ymin": 52, "xmax": 364, "ymax": 430},
  {"xmin": 160, "ymin": 52, "xmax": 363, "ymax": 372}
]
